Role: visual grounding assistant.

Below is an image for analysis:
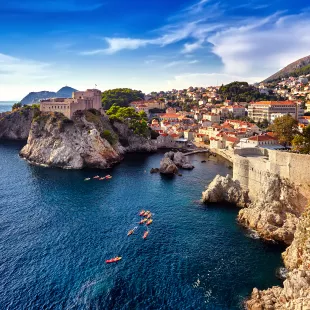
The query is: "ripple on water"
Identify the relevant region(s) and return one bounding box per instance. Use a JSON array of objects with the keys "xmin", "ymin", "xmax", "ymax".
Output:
[{"xmin": 0, "ymin": 145, "xmax": 284, "ymax": 309}]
